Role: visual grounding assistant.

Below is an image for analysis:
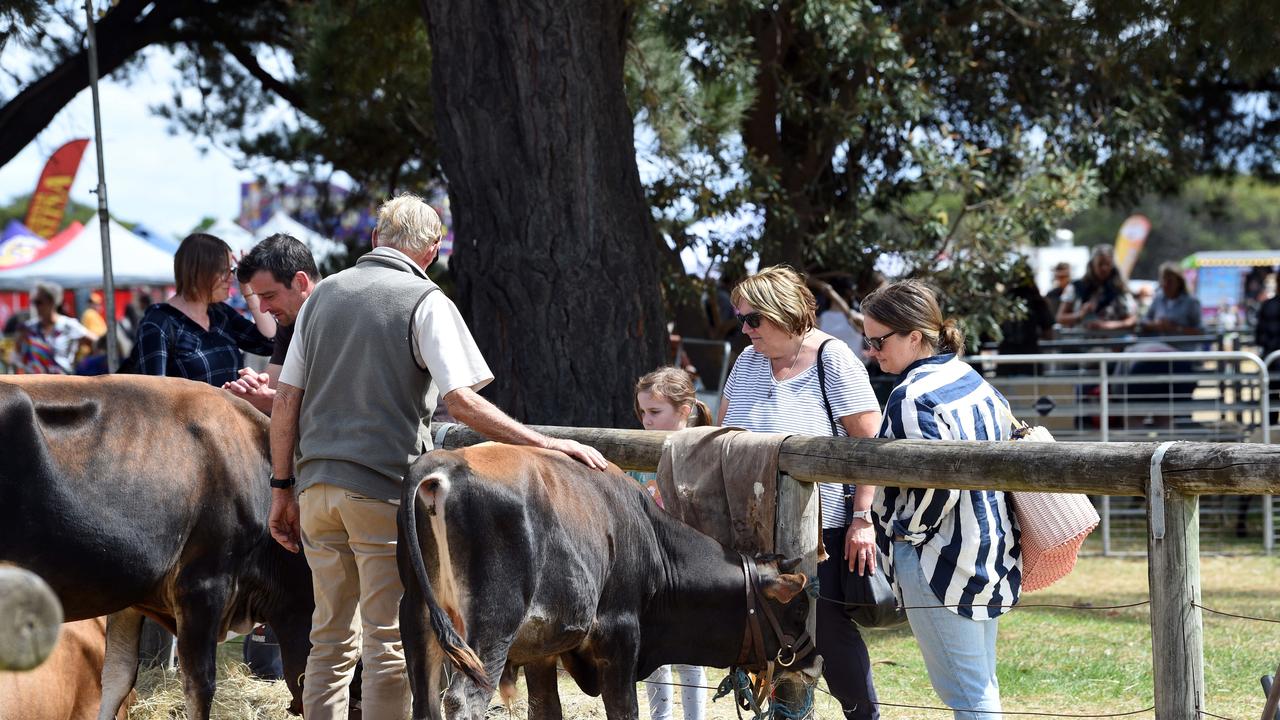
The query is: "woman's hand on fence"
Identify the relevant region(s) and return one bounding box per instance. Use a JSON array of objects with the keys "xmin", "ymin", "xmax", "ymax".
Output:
[{"xmin": 845, "ymin": 520, "xmax": 877, "ymax": 576}]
